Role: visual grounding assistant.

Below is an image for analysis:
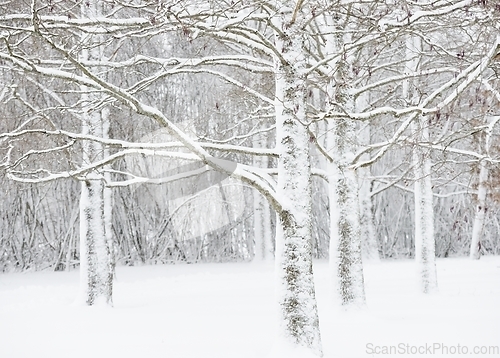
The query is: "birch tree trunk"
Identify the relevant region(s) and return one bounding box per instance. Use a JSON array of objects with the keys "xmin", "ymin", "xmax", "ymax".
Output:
[
  {"xmin": 469, "ymin": 113, "xmax": 497, "ymax": 260},
  {"xmin": 253, "ymin": 133, "xmax": 273, "ymax": 261},
  {"xmin": 357, "ymin": 95, "xmax": 379, "ymax": 262},
  {"xmin": 358, "ymin": 165, "xmax": 379, "ymax": 262},
  {"xmin": 271, "ymin": 4, "xmax": 322, "ymax": 355},
  {"xmin": 327, "ymin": 125, "xmax": 366, "ymax": 306},
  {"xmin": 405, "ymin": 35, "xmax": 438, "ymax": 293},
  {"xmin": 470, "ymin": 159, "xmax": 488, "ymax": 260},
  {"xmin": 325, "ymin": 15, "xmax": 366, "ymax": 307},
  {"xmin": 412, "ymin": 139, "xmax": 437, "ymax": 293},
  {"xmin": 78, "ymin": 0, "xmax": 114, "ymax": 306}
]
